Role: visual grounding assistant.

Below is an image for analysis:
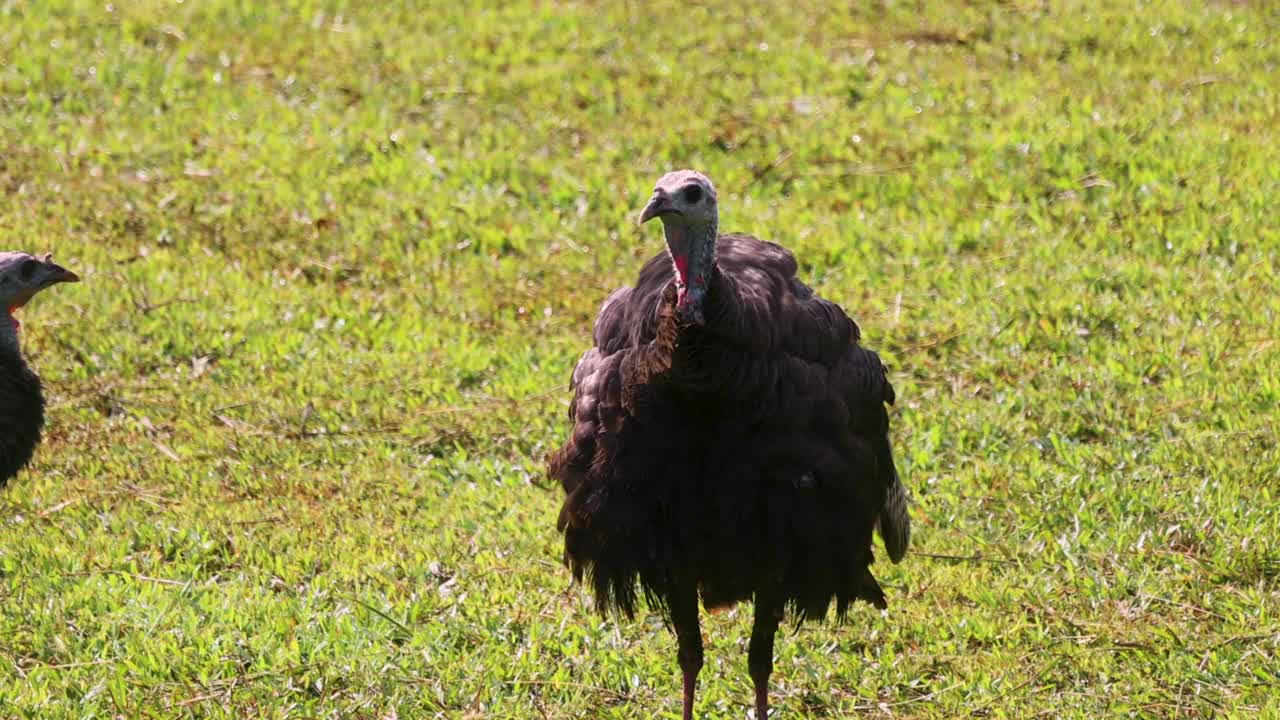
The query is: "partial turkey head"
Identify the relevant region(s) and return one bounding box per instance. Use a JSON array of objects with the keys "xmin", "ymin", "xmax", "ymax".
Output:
[
  {"xmin": 0, "ymin": 252, "xmax": 80, "ymax": 349},
  {"xmin": 639, "ymin": 170, "xmax": 719, "ymax": 326}
]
